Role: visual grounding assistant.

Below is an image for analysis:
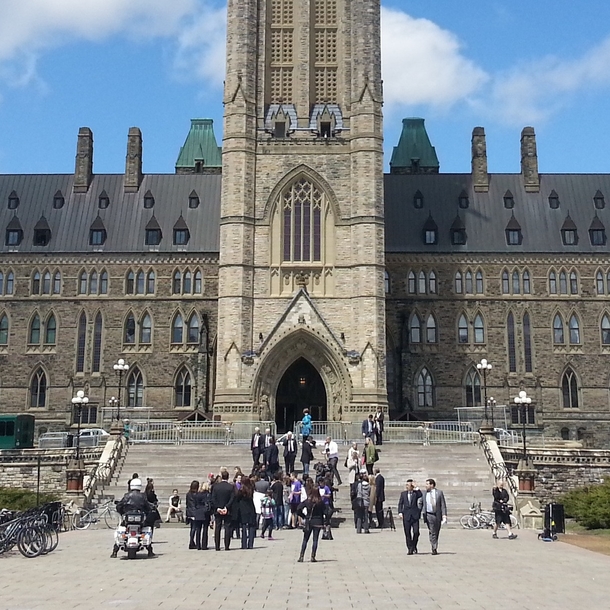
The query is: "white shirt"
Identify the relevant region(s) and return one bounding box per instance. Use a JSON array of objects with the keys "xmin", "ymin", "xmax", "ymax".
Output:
[
  {"xmin": 325, "ymin": 441, "xmax": 339, "ymax": 459},
  {"xmin": 425, "ymin": 489, "xmax": 436, "ymax": 513}
]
